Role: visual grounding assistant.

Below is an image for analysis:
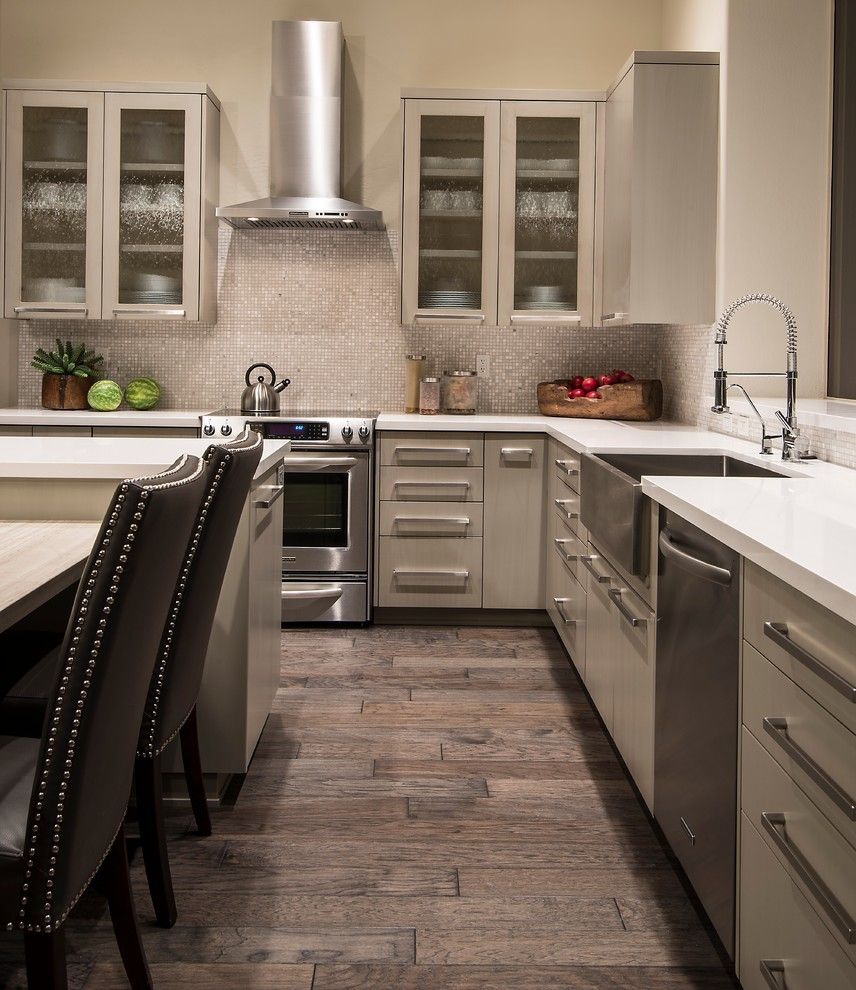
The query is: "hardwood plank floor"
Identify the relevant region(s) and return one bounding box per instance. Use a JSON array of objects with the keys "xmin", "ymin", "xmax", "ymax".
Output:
[{"xmin": 0, "ymin": 624, "xmax": 735, "ymax": 989}]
